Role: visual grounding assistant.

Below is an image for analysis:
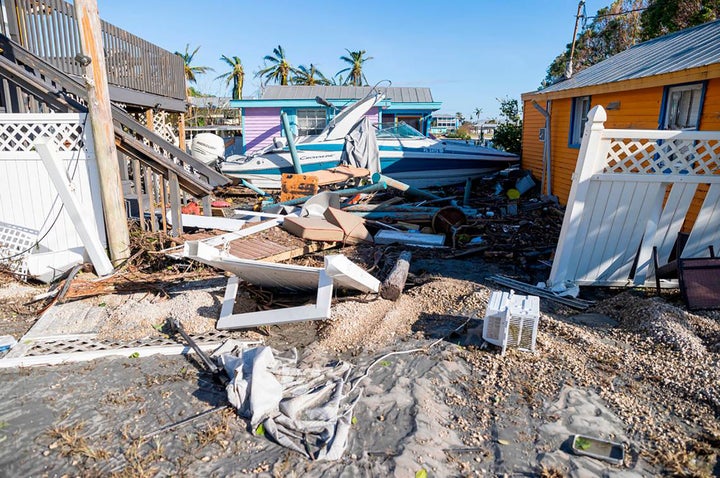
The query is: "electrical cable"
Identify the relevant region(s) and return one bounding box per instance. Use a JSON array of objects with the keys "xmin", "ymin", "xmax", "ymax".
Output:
[{"xmin": 0, "ymin": 114, "xmax": 89, "ymax": 263}]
